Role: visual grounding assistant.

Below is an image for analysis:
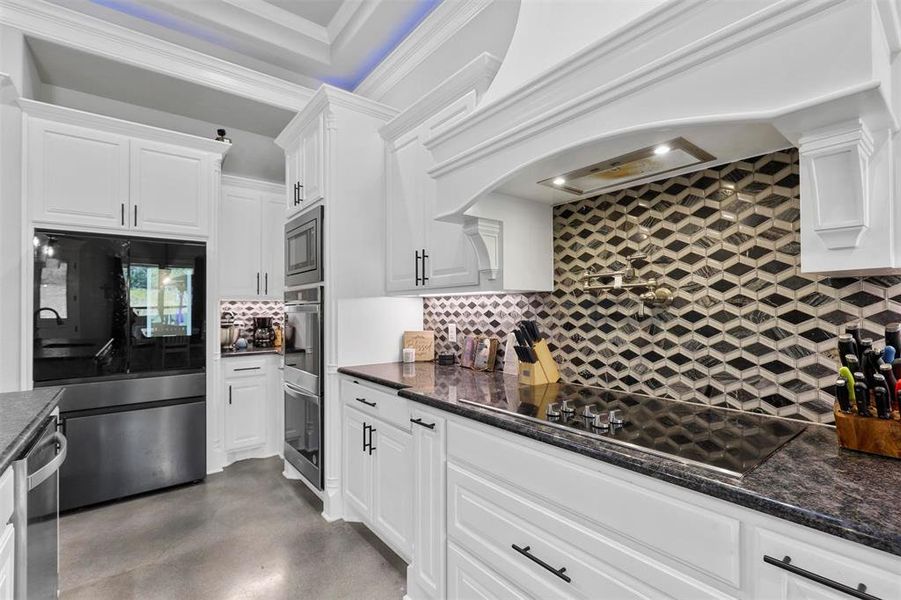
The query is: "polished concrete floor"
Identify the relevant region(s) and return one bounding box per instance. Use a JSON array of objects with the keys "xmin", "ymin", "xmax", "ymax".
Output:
[{"xmin": 60, "ymin": 457, "xmax": 407, "ymax": 599}]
